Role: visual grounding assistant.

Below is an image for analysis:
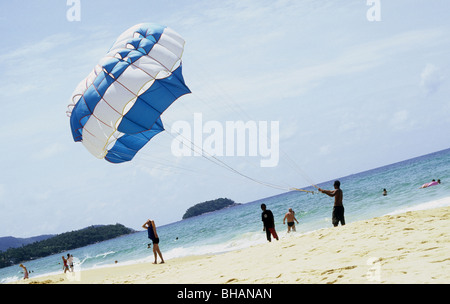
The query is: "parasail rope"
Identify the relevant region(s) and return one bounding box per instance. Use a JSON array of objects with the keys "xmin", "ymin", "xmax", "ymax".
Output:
[{"xmin": 186, "ymin": 57, "xmax": 320, "ymax": 192}]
